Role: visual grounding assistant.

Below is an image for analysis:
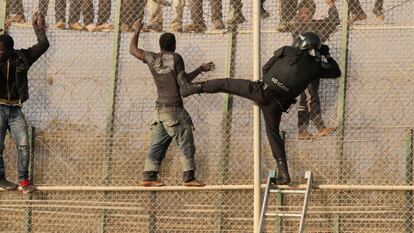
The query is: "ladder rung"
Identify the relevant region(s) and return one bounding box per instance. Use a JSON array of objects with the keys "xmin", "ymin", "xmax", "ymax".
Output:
[
  {"xmin": 265, "ymin": 213, "xmax": 302, "ymax": 217},
  {"xmin": 269, "ymin": 189, "xmax": 306, "ymax": 194}
]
